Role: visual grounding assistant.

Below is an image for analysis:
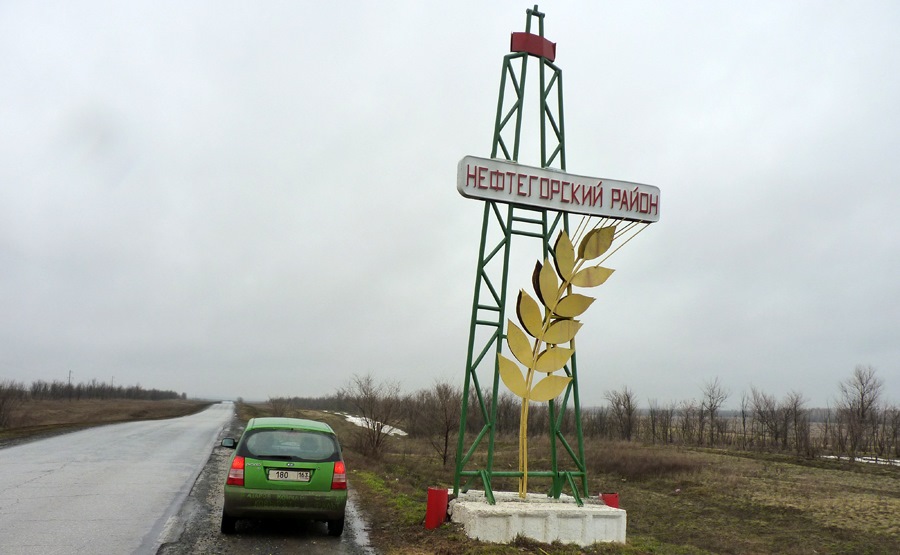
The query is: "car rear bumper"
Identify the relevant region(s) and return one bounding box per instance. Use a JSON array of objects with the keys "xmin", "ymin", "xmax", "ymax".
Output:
[{"xmin": 223, "ymin": 486, "xmax": 347, "ymax": 520}]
